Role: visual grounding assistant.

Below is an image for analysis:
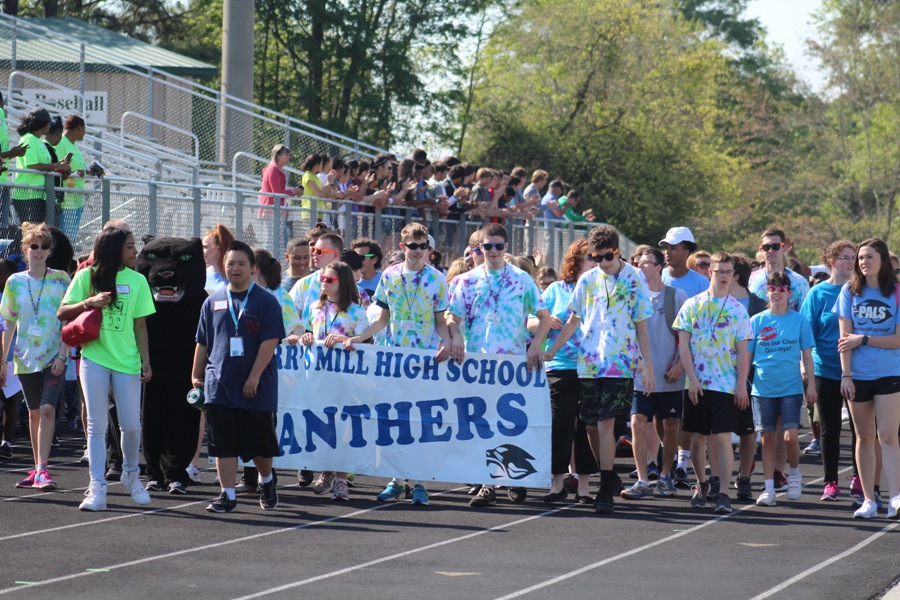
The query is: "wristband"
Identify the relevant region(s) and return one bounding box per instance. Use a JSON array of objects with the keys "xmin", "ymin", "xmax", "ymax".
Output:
[{"xmin": 841, "ymin": 375, "xmax": 852, "ymax": 379}]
